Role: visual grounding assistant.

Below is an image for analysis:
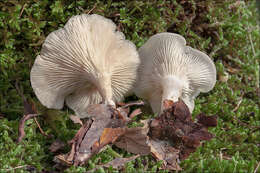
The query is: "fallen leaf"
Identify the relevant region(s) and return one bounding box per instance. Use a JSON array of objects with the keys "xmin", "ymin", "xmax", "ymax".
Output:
[
  {"xmin": 69, "ymin": 115, "xmax": 83, "ymax": 126},
  {"xmin": 75, "ymin": 118, "xmax": 125, "ymax": 165},
  {"xmin": 67, "ymin": 119, "xmax": 93, "ymax": 162},
  {"xmin": 102, "ymin": 155, "xmax": 140, "ymax": 169},
  {"xmin": 49, "ymin": 139, "xmax": 66, "ymax": 153},
  {"xmin": 98, "ymin": 128, "xmax": 126, "ymax": 147},
  {"xmin": 116, "ymin": 120, "xmax": 182, "ymax": 171},
  {"xmin": 56, "ymin": 104, "xmax": 128, "ymax": 166},
  {"xmin": 196, "ymin": 113, "xmax": 218, "ymax": 127},
  {"xmin": 149, "ymin": 139, "xmax": 181, "ymax": 171},
  {"xmin": 53, "ymin": 100, "xmax": 217, "ymax": 171},
  {"xmin": 54, "ymin": 154, "xmax": 72, "ymax": 166},
  {"xmin": 149, "ymin": 99, "xmax": 217, "ymax": 160},
  {"xmin": 86, "ymin": 104, "xmax": 113, "ymax": 119},
  {"xmin": 172, "ymin": 100, "xmax": 191, "ymax": 121},
  {"xmin": 86, "ymin": 155, "xmax": 140, "ymax": 172},
  {"xmin": 115, "ymin": 120, "xmax": 151, "ymax": 155}
]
